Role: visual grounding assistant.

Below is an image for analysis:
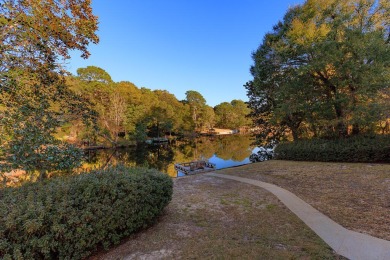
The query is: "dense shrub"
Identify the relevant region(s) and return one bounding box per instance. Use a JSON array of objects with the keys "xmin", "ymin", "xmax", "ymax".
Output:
[
  {"xmin": 0, "ymin": 166, "xmax": 173, "ymax": 259},
  {"xmin": 275, "ymin": 135, "xmax": 390, "ymax": 163}
]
